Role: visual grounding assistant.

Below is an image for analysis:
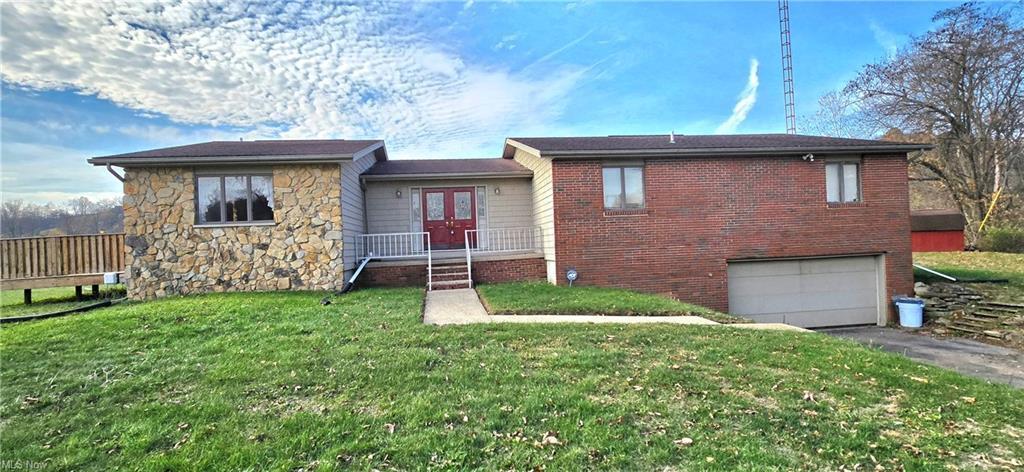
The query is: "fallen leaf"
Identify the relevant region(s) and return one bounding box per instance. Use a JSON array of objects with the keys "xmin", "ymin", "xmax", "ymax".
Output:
[
  {"xmin": 537, "ymin": 432, "xmax": 562, "ymax": 447},
  {"xmin": 674, "ymin": 437, "xmax": 694, "ymax": 447}
]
